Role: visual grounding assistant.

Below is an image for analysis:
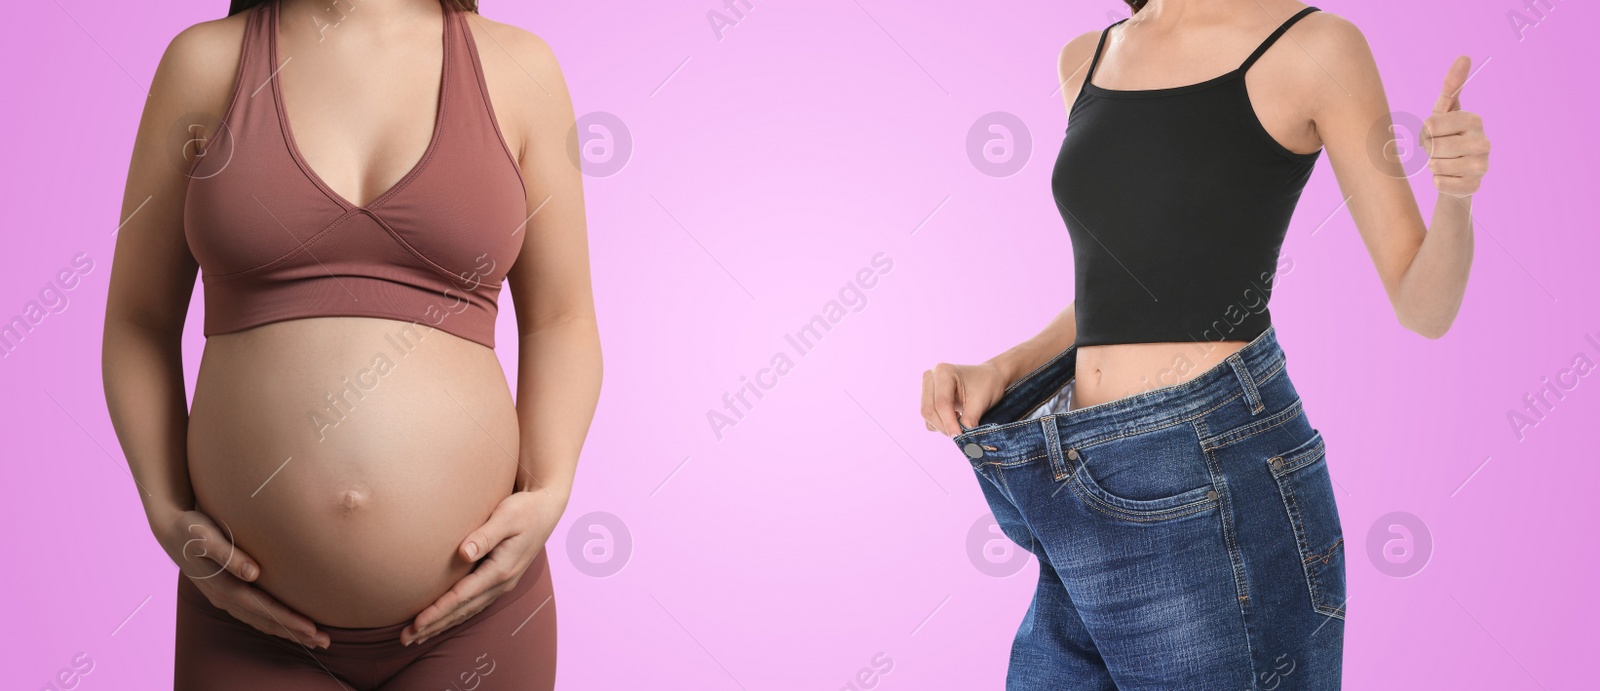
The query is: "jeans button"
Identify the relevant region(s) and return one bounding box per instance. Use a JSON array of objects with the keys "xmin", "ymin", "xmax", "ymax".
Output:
[
  {"xmin": 1066, "ymin": 448, "xmax": 1080, "ymax": 462},
  {"xmin": 963, "ymin": 443, "xmax": 985, "ymax": 459}
]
